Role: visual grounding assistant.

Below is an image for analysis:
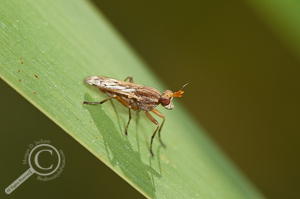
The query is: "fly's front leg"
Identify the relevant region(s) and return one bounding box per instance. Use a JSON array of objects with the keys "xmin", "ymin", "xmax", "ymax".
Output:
[
  {"xmin": 82, "ymin": 95, "xmax": 117, "ymax": 105},
  {"xmin": 151, "ymin": 108, "xmax": 166, "ymax": 147},
  {"xmin": 124, "ymin": 76, "xmax": 133, "ymax": 83},
  {"xmin": 145, "ymin": 111, "xmax": 160, "ymax": 157}
]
